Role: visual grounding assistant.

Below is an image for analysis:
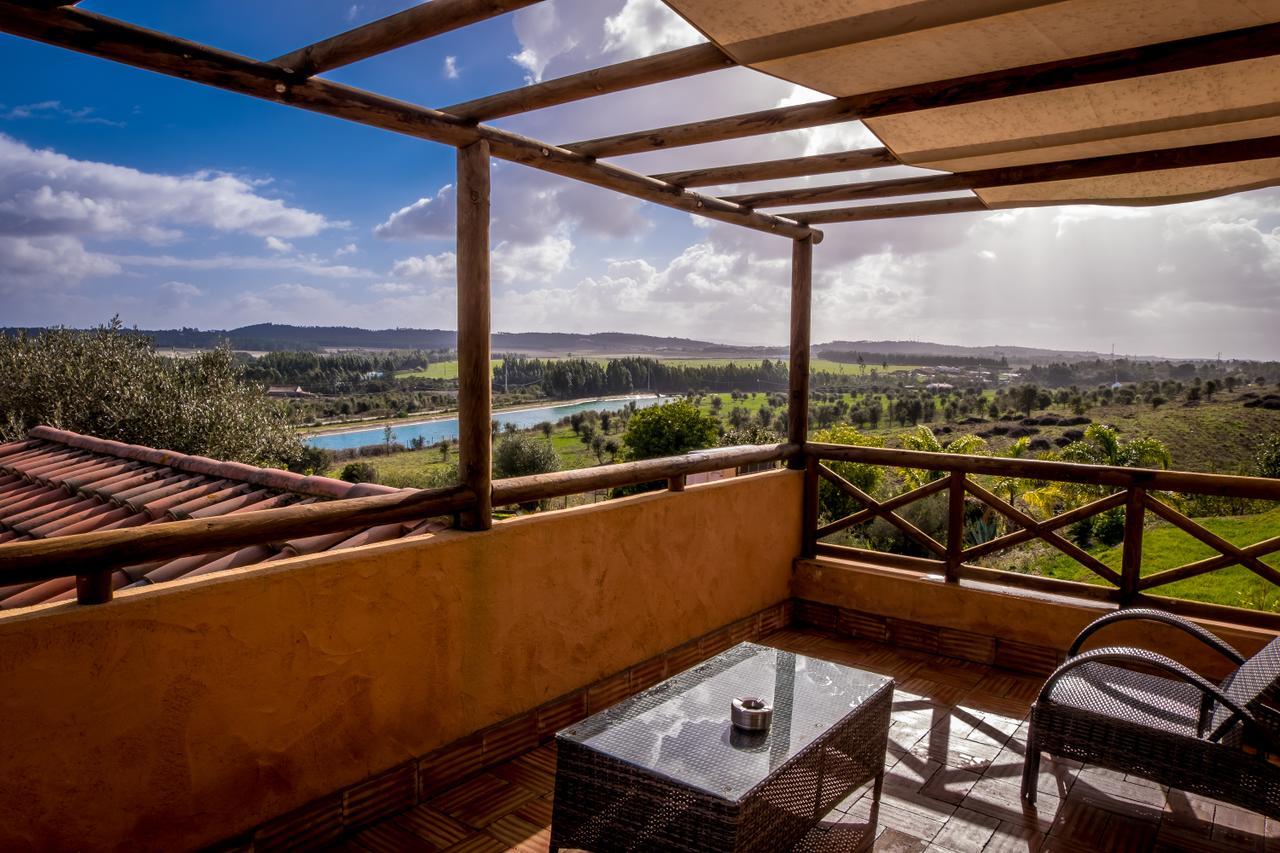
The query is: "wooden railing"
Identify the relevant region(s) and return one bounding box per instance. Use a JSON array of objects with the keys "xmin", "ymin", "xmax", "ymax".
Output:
[
  {"xmin": 802, "ymin": 443, "xmax": 1280, "ymax": 629},
  {"xmin": 0, "ymin": 444, "xmax": 796, "ymax": 606}
]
